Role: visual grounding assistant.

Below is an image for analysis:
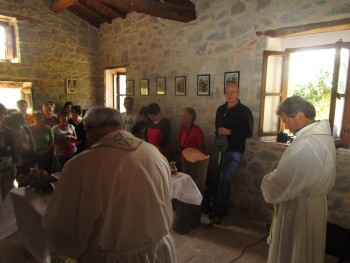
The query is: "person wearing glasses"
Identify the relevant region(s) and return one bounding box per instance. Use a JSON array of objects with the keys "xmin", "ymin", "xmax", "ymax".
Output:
[
  {"xmin": 42, "ymin": 103, "xmax": 59, "ymax": 128},
  {"xmin": 211, "ymin": 81, "xmax": 253, "ymax": 225}
]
